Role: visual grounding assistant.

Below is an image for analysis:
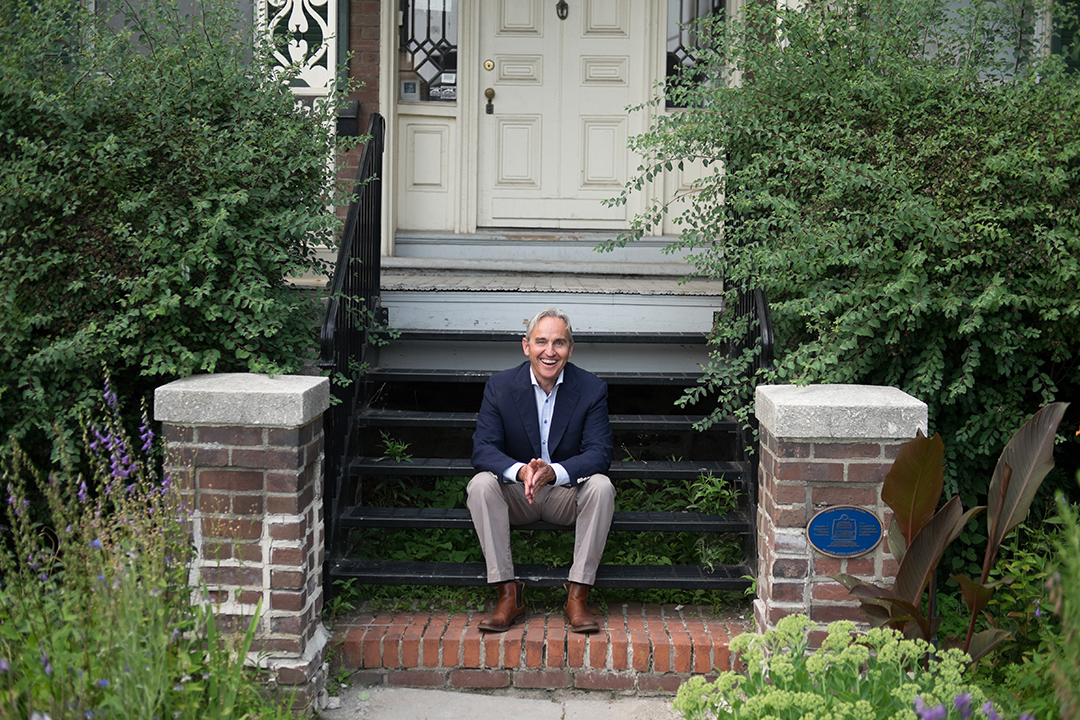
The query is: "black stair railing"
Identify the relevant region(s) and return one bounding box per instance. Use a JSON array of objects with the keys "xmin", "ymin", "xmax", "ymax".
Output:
[{"xmin": 318, "ymin": 112, "xmax": 385, "ymax": 559}]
